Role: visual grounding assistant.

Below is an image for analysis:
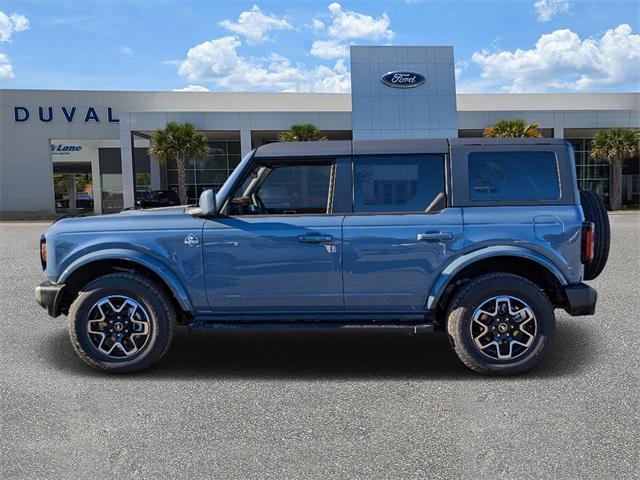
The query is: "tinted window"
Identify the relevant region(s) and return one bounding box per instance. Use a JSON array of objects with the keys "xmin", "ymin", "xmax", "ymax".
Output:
[
  {"xmin": 354, "ymin": 155, "xmax": 444, "ymax": 213},
  {"xmin": 468, "ymin": 151, "xmax": 560, "ymax": 201},
  {"xmin": 259, "ymin": 164, "xmax": 331, "ymax": 213},
  {"xmin": 229, "ymin": 162, "xmax": 333, "ymax": 215}
]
